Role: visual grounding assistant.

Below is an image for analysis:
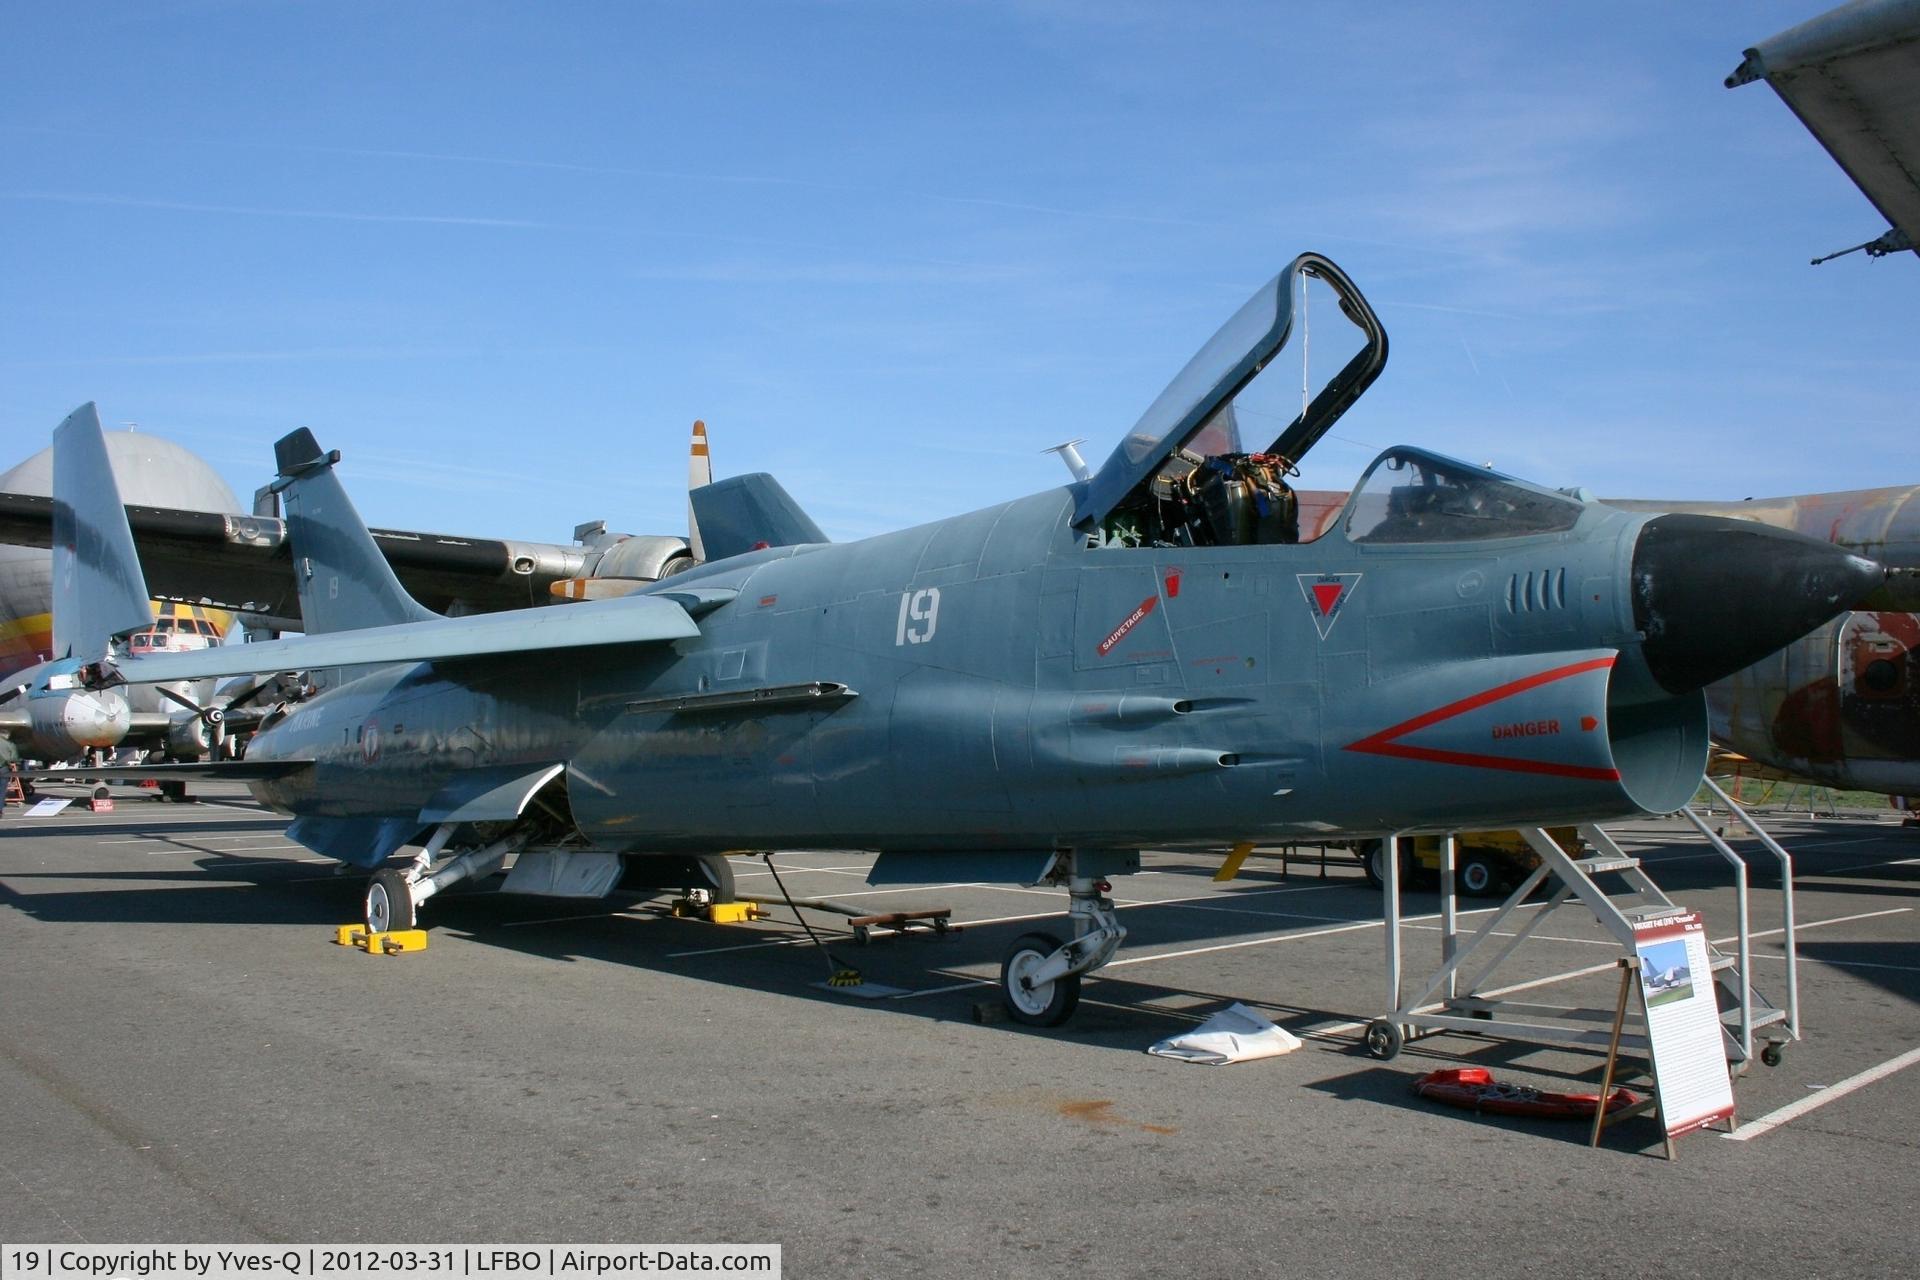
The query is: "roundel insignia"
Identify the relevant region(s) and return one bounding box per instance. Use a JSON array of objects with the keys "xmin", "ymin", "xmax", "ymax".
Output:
[
  {"xmin": 1297, "ymin": 572, "xmax": 1361, "ymax": 639},
  {"xmin": 362, "ymin": 720, "xmax": 382, "ymax": 763}
]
